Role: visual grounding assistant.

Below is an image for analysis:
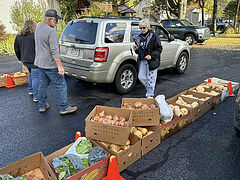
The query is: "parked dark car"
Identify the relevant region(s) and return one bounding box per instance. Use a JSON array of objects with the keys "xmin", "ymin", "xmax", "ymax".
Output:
[
  {"xmin": 161, "ymin": 19, "xmax": 210, "ymax": 45},
  {"xmin": 205, "ymin": 18, "xmax": 228, "ymax": 31}
]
